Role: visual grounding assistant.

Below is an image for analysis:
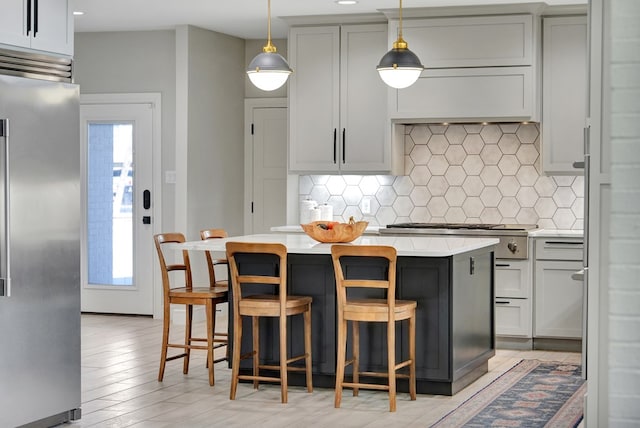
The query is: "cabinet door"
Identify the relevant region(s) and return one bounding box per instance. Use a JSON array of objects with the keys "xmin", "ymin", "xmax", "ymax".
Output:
[
  {"xmin": 495, "ymin": 298, "xmax": 531, "ymax": 337},
  {"xmin": 541, "ymin": 16, "xmax": 588, "ymax": 175},
  {"xmin": 397, "ymin": 14, "xmax": 534, "ymax": 68},
  {"xmin": 0, "ymin": 0, "xmax": 72, "ymax": 56},
  {"xmin": 398, "ymin": 257, "xmax": 451, "ymax": 381},
  {"xmin": 534, "ymin": 260, "xmax": 584, "ymax": 338},
  {"xmin": 30, "ymin": 0, "xmax": 73, "ymax": 56},
  {"xmin": 289, "ymin": 26, "xmax": 340, "ymax": 172},
  {"xmin": 288, "ymin": 254, "xmax": 336, "ymax": 375},
  {"xmin": 495, "ymin": 259, "xmax": 531, "ymax": 298},
  {"xmin": 339, "ymin": 24, "xmax": 389, "ymax": 173},
  {"xmin": 0, "ymin": 0, "xmax": 30, "ymax": 49}
]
